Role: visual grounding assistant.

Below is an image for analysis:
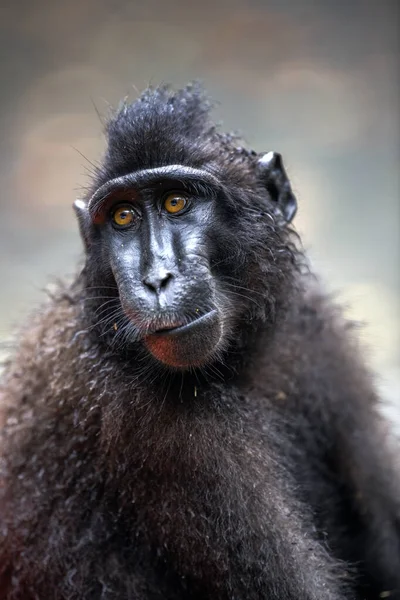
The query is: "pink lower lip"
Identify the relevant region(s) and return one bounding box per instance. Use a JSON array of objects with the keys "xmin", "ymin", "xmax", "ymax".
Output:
[{"xmin": 144, "ymin": 309, "xmax": 221, "ymax": 368}]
